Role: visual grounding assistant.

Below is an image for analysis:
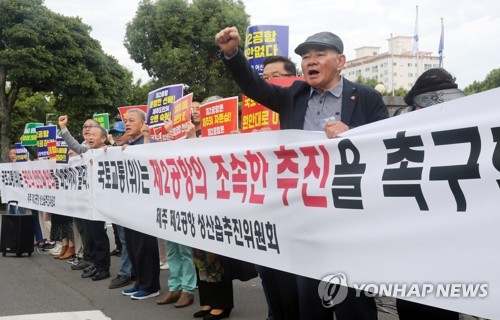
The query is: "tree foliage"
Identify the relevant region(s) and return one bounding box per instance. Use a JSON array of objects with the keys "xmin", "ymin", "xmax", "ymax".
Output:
[
  {"xmin": 463, "ymin": 68, "xmax": 500, "ymax": 95},
  {"xmin": 0, "ymin": 0, "xmax": 133, "ymax": 160},
  {"xmin": 125, "ymin": 0, "xmax": 250, "ymax": 100},
  {"xmin": 354, "ymin": 75, "xmax": 380, "ymax": 89},
  {"xmin": 354, "ymin": 76, "xmax": 407, "ymax": 96}
]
